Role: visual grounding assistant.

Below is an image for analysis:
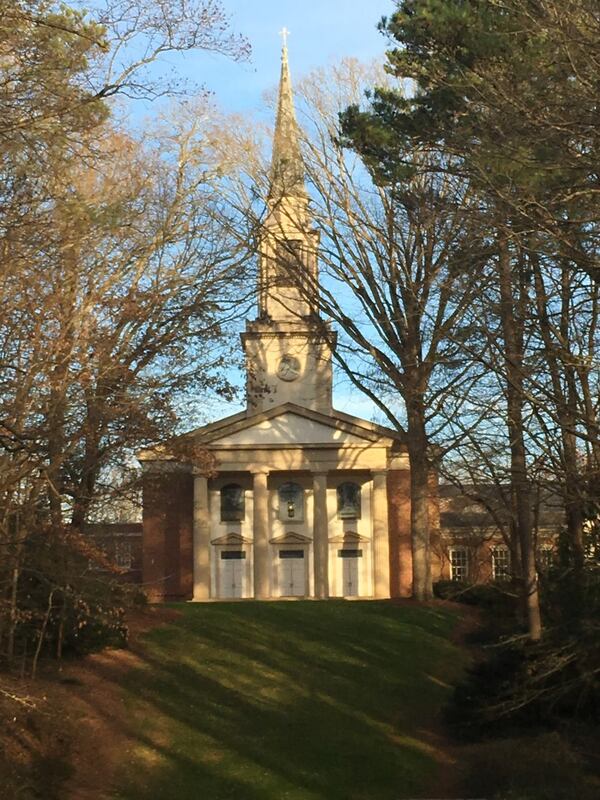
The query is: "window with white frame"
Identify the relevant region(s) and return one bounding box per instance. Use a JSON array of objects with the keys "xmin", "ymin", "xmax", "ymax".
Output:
[
  {"xmin": 537, "ymin": 547, "xmax": 555, "ymax": 571},
  {"xmin": 449, "ymin": 547, "xmax": 469, "ymax": 582},
  {"xmin": 492, "ymin": 546, "xmax": 511, "ymax": 581},
  {"xmin": 115, "ymin": 540, "xmax": 132, "ymax": 570}
]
